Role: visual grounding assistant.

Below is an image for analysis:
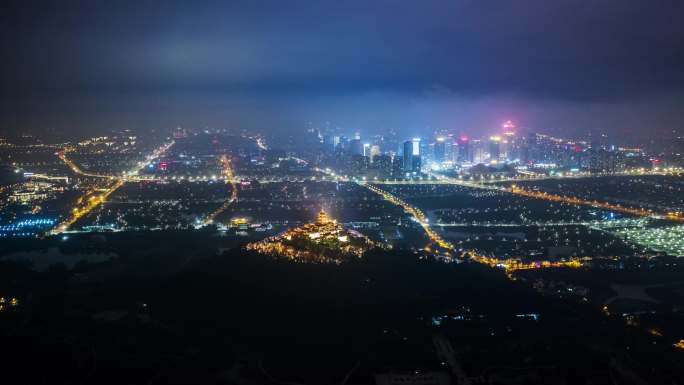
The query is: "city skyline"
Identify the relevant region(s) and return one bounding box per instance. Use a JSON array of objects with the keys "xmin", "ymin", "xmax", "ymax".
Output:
[{"xmin": 3, "ymin": 2, "xmax": 684, "ymax": 384}]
